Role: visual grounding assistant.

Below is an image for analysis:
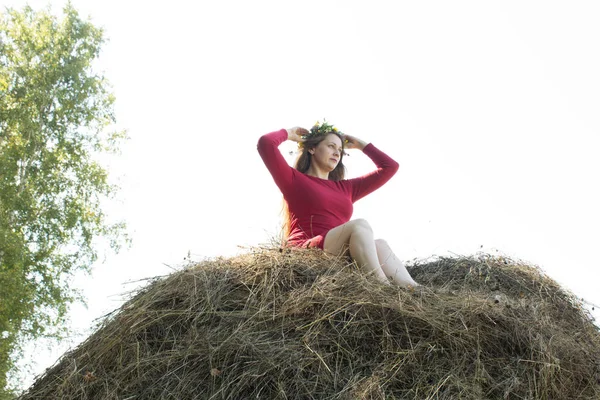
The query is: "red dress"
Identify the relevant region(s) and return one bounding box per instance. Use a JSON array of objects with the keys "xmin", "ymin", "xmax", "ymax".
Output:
[{"xmin": 258, "ymin": 129, "xmax": 399, "ymax": 249}]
